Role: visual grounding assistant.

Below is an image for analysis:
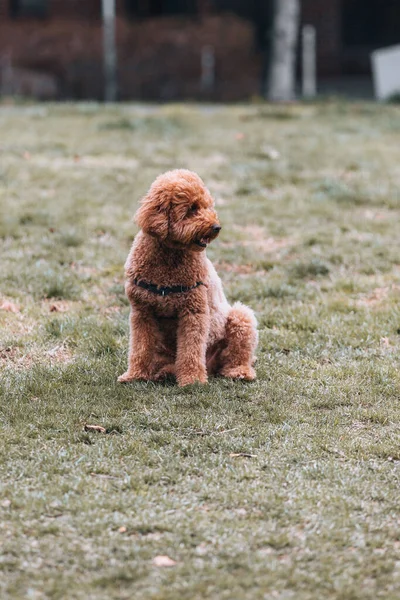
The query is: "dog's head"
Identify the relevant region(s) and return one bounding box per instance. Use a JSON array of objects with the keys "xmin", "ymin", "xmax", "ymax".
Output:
[{"xmin": 135, "ymin": 169, "xmax": 221, "ymax": 251}]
